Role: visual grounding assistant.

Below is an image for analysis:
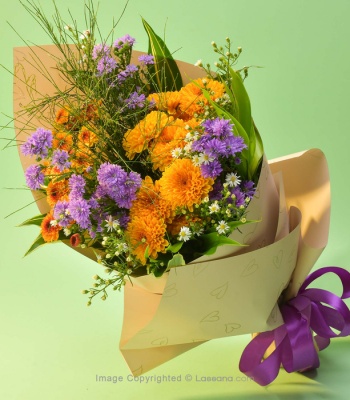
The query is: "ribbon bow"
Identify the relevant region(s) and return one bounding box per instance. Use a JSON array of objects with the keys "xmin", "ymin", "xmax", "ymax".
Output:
[{"xmin": 239, "ymin": 266, "xmax": 350, "ymax": 386}]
